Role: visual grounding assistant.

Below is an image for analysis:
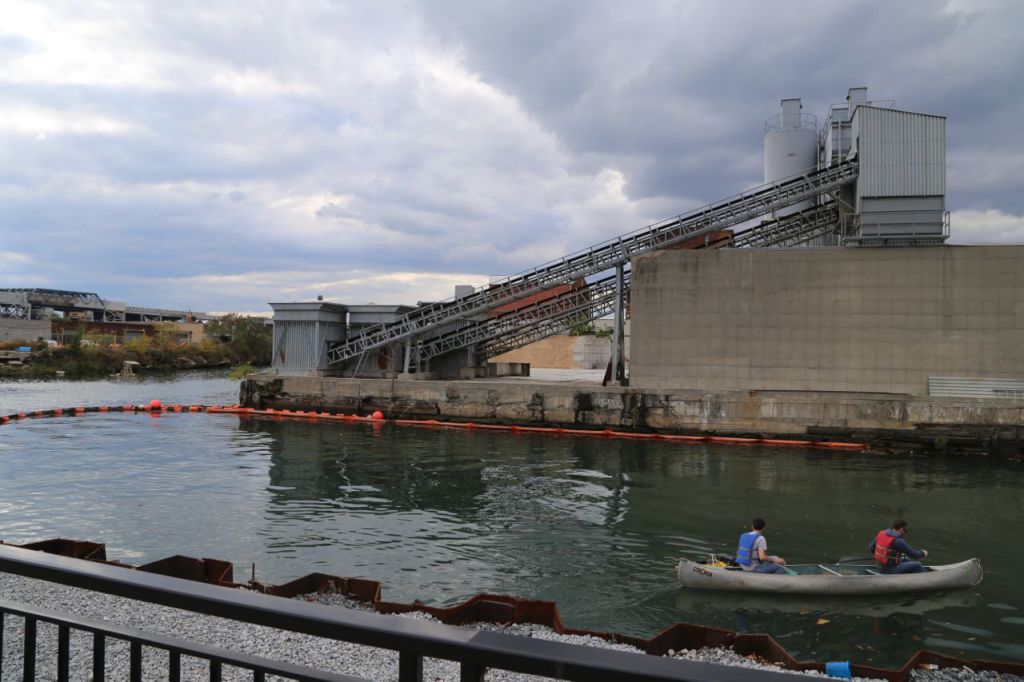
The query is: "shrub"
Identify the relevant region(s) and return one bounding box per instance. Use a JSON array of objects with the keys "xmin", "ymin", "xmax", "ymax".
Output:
[{"xmin": 204, "ymin": 315, "xmax": 272, "ymax": 365}]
